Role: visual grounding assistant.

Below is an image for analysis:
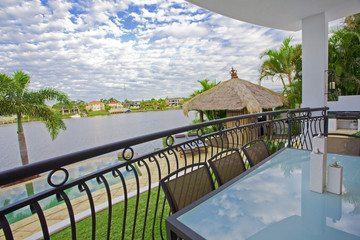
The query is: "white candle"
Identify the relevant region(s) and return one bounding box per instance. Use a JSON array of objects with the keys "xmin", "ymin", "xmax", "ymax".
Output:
[
  {"xmin": 327, "ymin": 161, "xmax": 343, "ymax": 195},
  {"xmin": 312, "ymin": 134, "xmax": 327, "ymax": 154}
]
